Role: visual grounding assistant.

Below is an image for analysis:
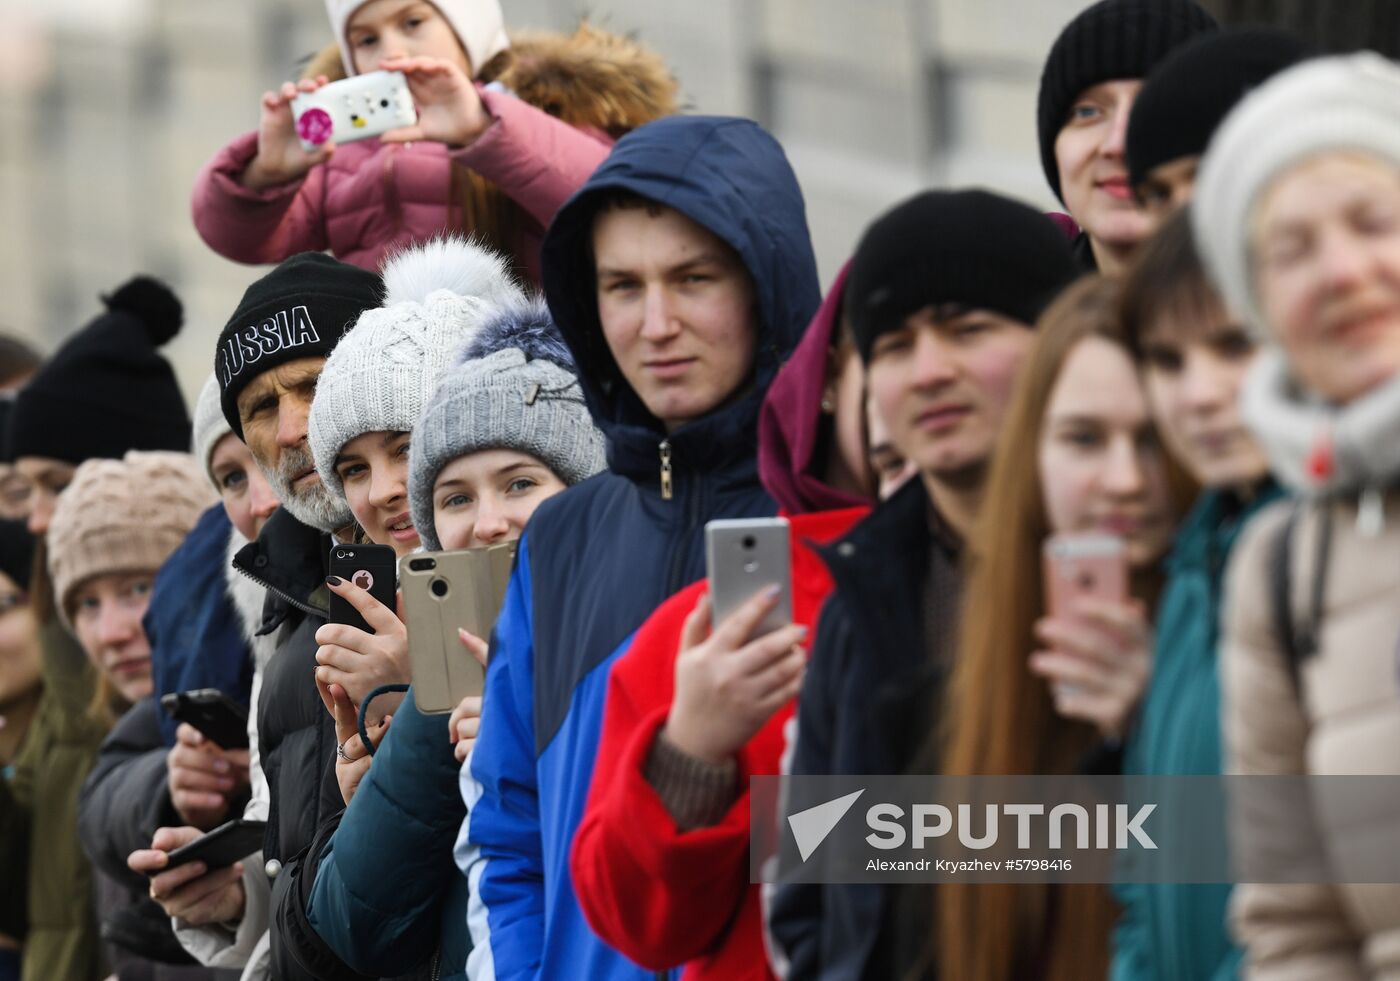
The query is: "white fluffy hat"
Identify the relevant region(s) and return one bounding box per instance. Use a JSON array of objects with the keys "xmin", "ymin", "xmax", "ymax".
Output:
[
  {"xmin": 325, "ymin": 0, "xmax": 510, "ymax": 78},
  {"xmin": 1193, "ymin": 53, "xmax": 1400, "ymax": 339},
  {"xmin": 308, "ymin": 236, "xmax": 526, "ymax": 501}
]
